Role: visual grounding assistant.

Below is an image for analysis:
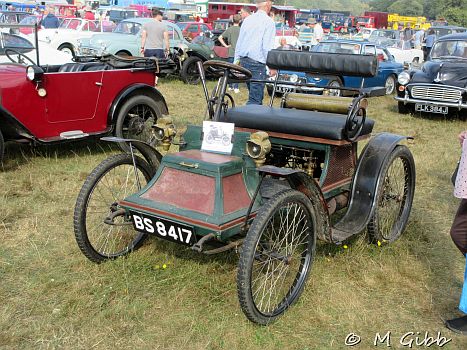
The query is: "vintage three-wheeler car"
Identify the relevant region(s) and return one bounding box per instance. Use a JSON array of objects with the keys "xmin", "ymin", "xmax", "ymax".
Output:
[{"xmin": 74, "ymin": 50, "xmax": 416, "ymax": 325}]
